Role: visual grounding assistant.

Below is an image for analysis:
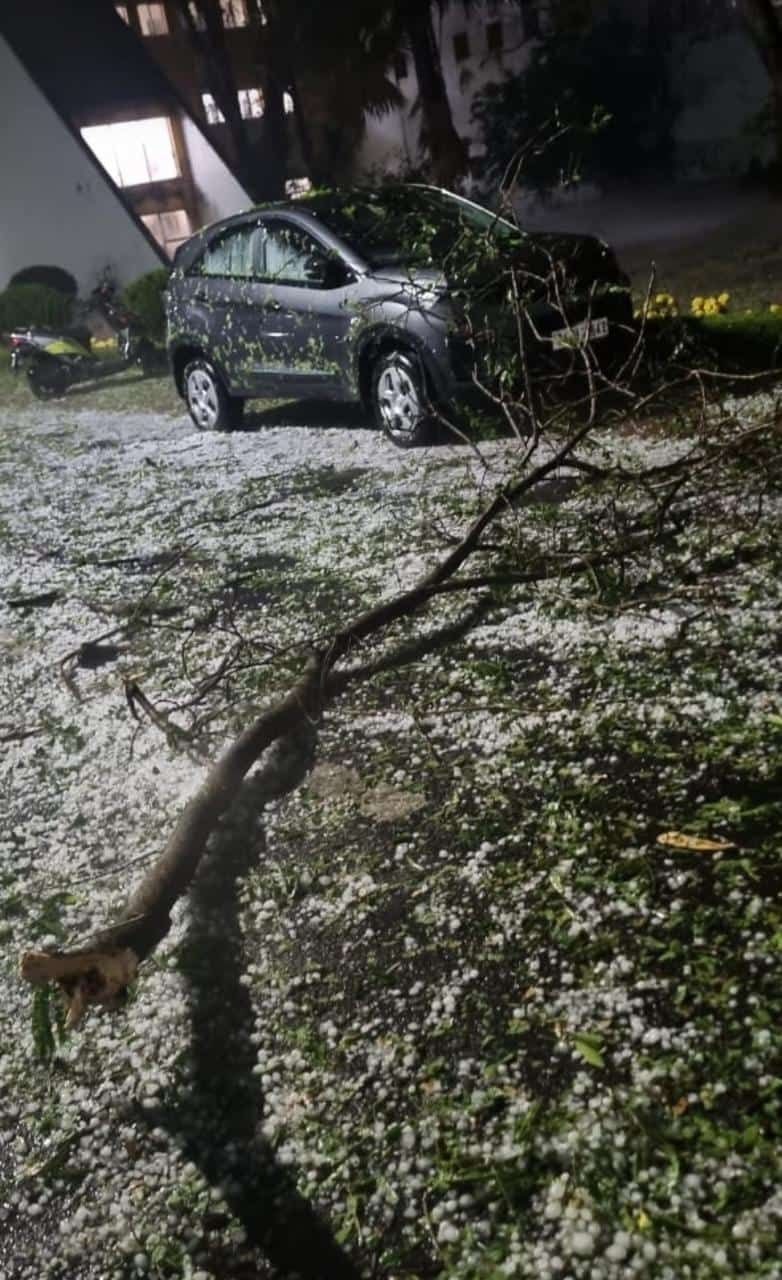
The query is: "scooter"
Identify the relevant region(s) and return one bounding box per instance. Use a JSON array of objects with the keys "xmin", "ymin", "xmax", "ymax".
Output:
[{"xmin": 7, "ymin": 277, "xmax": 159, "ymax": 399}]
